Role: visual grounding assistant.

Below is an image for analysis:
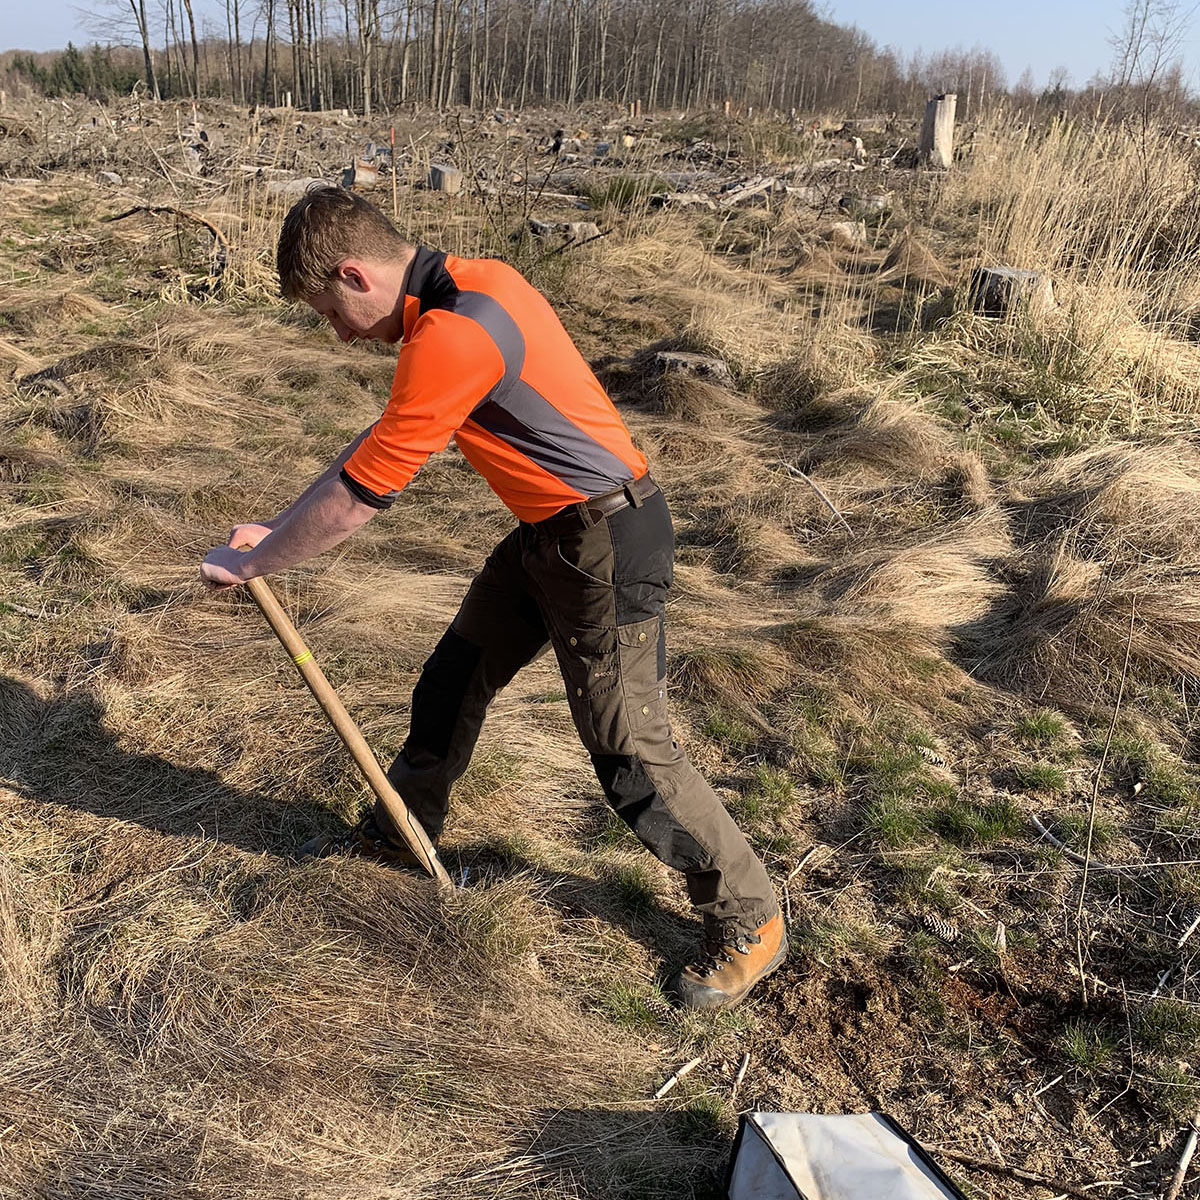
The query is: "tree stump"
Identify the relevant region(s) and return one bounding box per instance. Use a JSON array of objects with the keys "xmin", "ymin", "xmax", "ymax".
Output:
[
  {"xmin": 427, "ymin": 164, "xmax": 463, "ymax": 194},
  {"xmin": 969, "ymin": 267, "xmax": 1055, "ymax": 318},
  {"xmin": 919, "ymin": 93, "xmax": 957, "ymax": 169}
]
